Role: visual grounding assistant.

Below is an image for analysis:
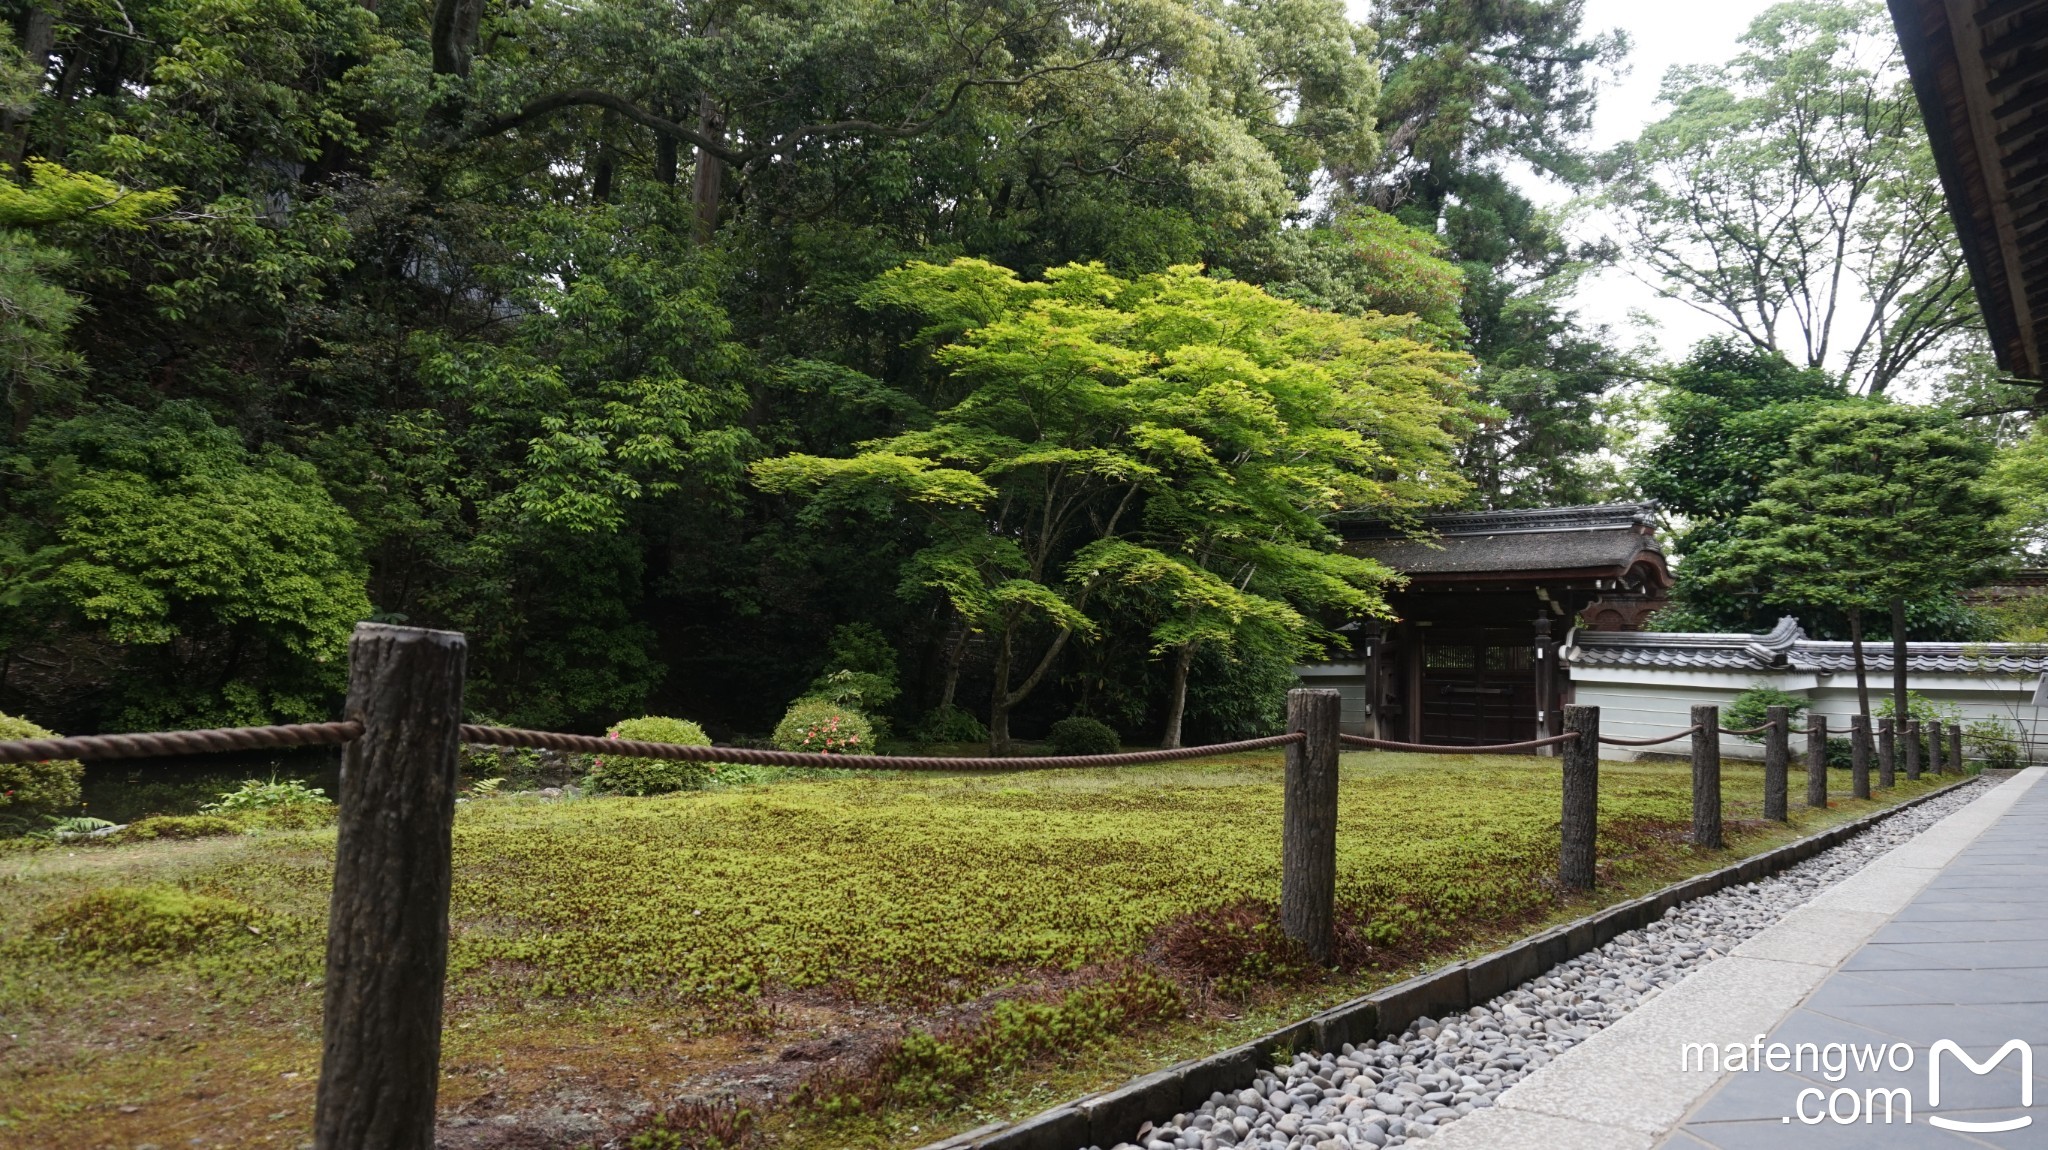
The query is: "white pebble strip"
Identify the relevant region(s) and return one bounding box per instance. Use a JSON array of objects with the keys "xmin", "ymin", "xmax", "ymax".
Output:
[{"xmin": 1087, "ymin": 779, "xmax": 1987, "ymax": 1150}]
